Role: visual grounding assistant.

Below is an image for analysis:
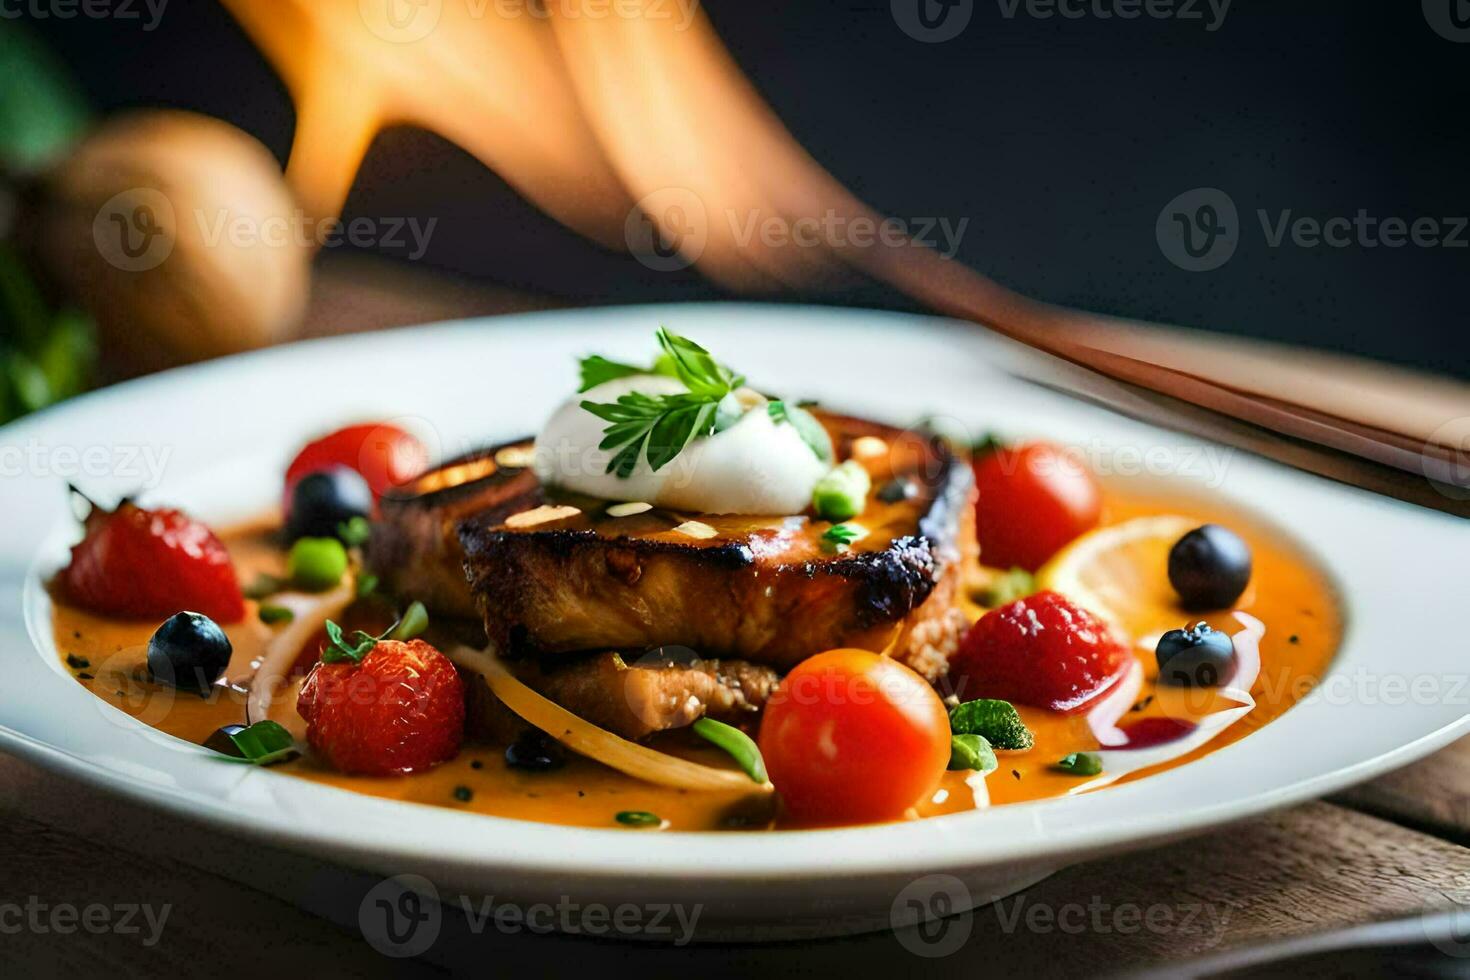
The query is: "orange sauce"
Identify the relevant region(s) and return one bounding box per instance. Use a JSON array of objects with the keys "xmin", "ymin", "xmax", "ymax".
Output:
[{"xmin": 51, "ymin": 487, "xmax": 1340, "ymax": 831}]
